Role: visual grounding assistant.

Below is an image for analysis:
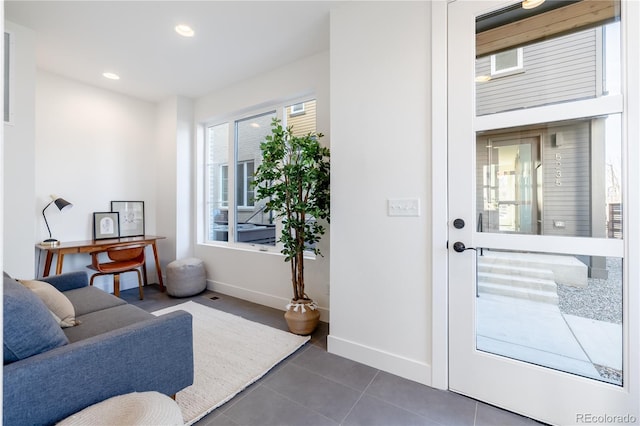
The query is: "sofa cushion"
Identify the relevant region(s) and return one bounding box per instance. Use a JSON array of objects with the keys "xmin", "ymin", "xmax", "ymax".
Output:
[
  {"xmin": 63, "ymin": 286, "xmax": 127, "ymax": 316},
  {"xmin": 63, "ymin": 304, "xmax": 155, "ymax": 343},
  {"xmin": 19, "ymin": 279, "xmax": 80, "ymax": 328},
  {"xmin": 3, "ymin": 276, "xmax": 69, "ymax": 364}
]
